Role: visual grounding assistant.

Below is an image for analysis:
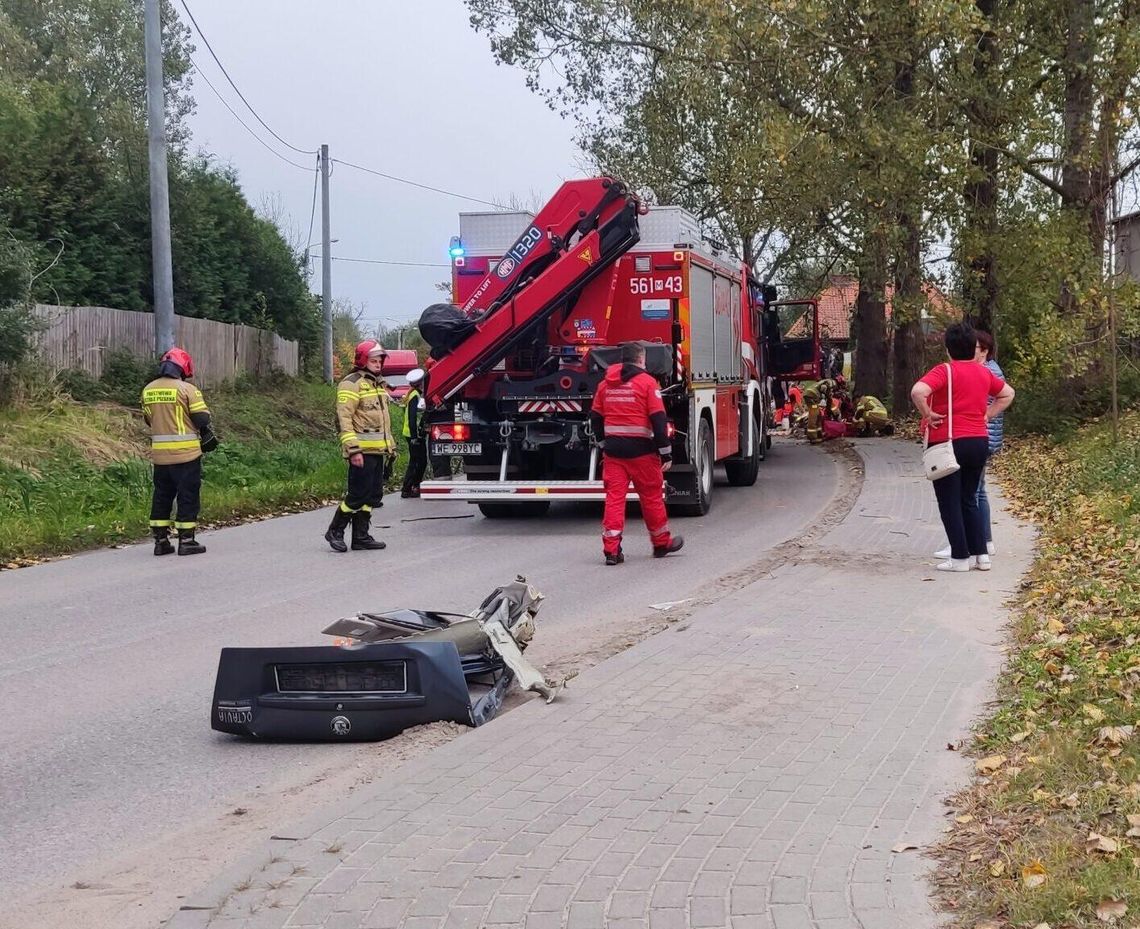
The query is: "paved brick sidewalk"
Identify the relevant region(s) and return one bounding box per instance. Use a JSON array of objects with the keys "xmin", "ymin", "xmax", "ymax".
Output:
[{"xmin": 169, "ymin": 441, "xmax": 1033, "ymax": 929}]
